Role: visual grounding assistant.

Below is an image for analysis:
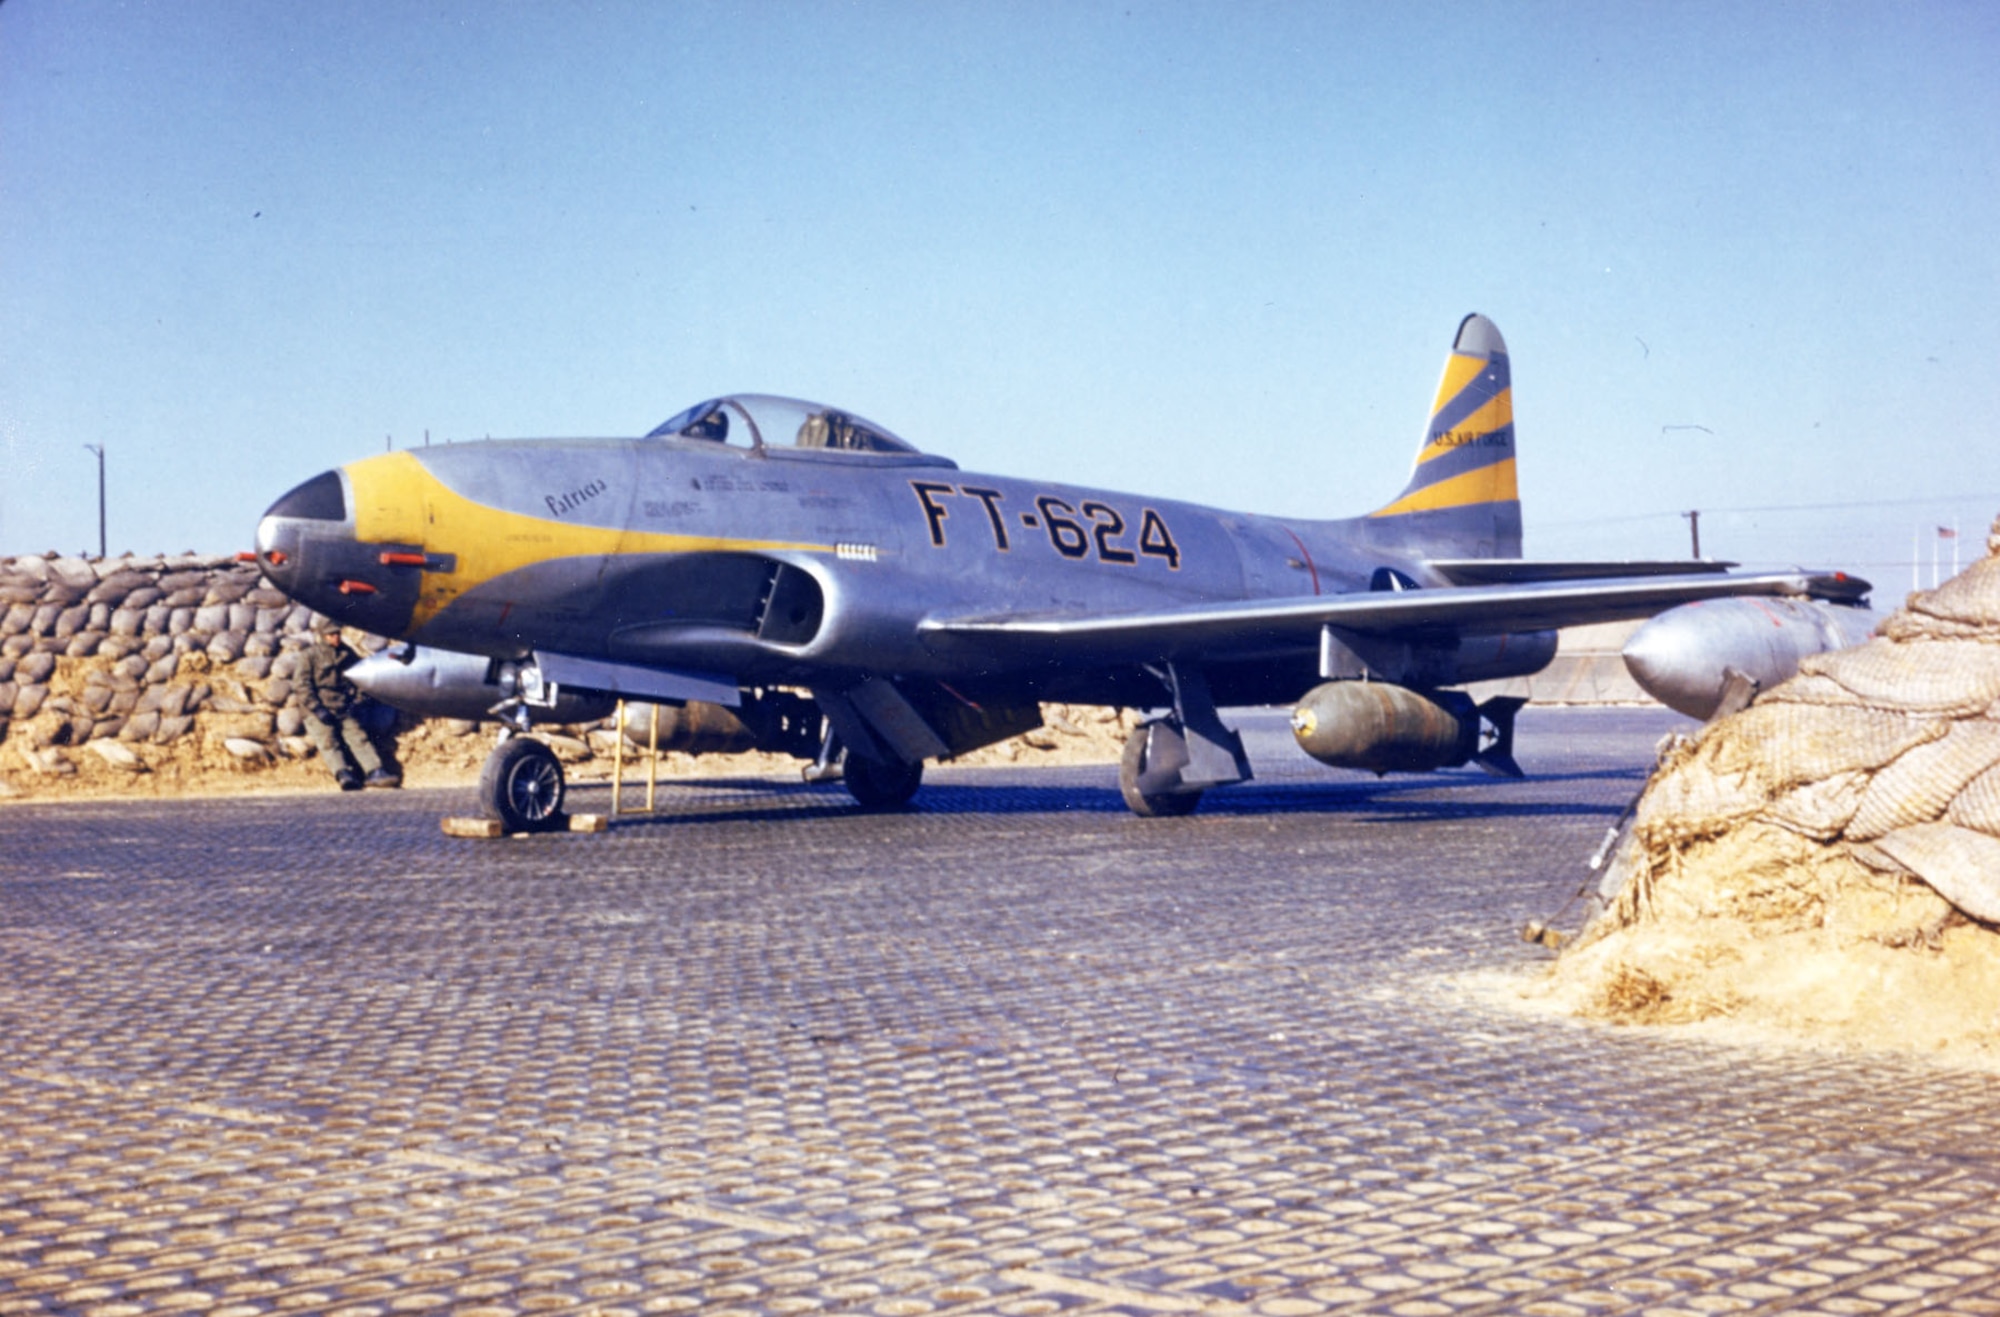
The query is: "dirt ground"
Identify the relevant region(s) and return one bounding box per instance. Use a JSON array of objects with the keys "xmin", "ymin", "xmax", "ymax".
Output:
[{"xmin": 0, "ymin": 701, "xmax": 1138, "ymax": 805}]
